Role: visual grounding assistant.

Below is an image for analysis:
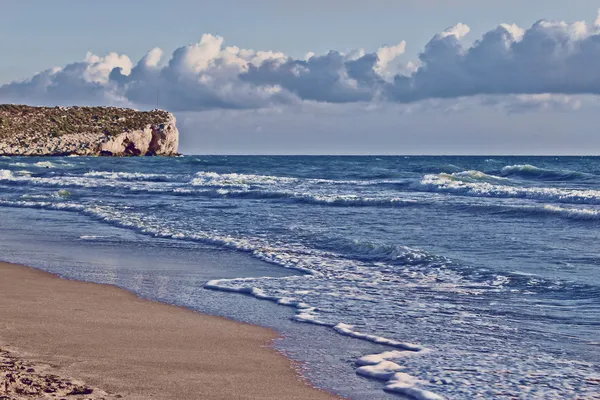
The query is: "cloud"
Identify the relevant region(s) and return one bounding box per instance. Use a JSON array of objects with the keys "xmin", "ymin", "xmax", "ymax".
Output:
[
  {"xmin": 480, "ymin": 94, "xmax": 584, "ymax": 114},
  {"xmin": 387, "ymin": 17, "xmax": 600, "ymax": 103},
  {"xmin": 2, "ymin": 11, "xmax": 600, "ymax": 111}
]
